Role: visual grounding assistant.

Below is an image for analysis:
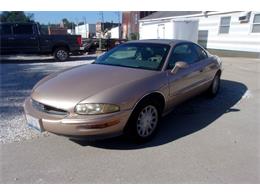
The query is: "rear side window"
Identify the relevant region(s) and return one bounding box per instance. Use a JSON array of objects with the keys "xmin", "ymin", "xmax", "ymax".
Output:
[
  {"xmin": 193, "ymin": 44, "xmax": 208, "ymax": 60},
  {"xmin": 0, "ymin": 24, "xmax": 12, "ymax": 35},
  {"xmin": 13, "ymin": 24, "xmax": 33, "ymax": 35},
  {"xmin": 168, "ymin": 43, "xmax": 200, "ymax": 69}
]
